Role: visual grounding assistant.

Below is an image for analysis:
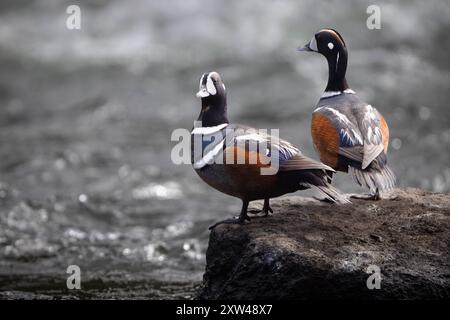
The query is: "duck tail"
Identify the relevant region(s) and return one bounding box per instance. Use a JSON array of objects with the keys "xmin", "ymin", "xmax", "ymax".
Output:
[
  {"xmin": 294, "ymin": 169, "xmax": 349, "ymax": 204},
  {"xmin": 349, "ymin": 165, "xmax": 396, "ymax": 192},
  {"xmin": 314, "ymin": 183, "xmax": 351, "ymax": 204}
]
